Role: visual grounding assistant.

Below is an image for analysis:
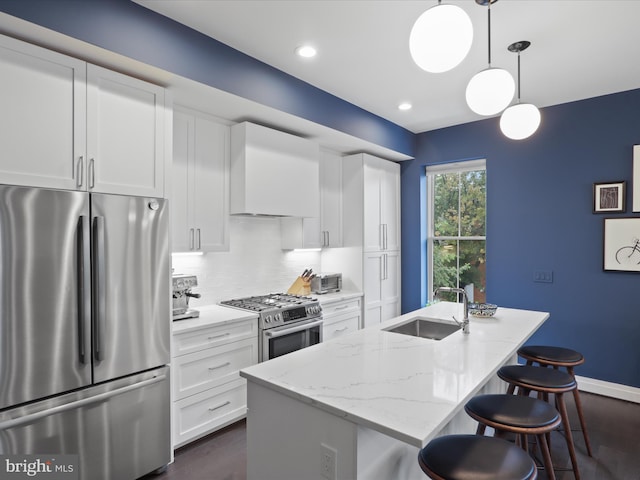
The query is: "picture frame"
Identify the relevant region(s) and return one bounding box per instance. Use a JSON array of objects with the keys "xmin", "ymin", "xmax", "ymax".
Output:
[
  {"xmin": 593, "ymin": 181, "xmax": 625, "ymax": 213},
  {"xmin": 603, "ymin": 217, "xmax": 640, "ymax": 272}
]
